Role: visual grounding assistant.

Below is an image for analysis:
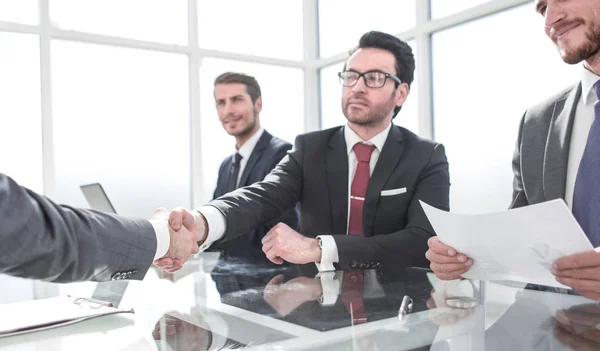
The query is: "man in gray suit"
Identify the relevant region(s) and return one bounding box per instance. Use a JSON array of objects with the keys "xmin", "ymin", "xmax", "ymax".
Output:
[
  {"xmin": 426, "ymin": 0, "xmax": 600, "ymax": 300},
  {"xmin": 0, "ymin": 173, "xmax": 199, "ymax": 283}
]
